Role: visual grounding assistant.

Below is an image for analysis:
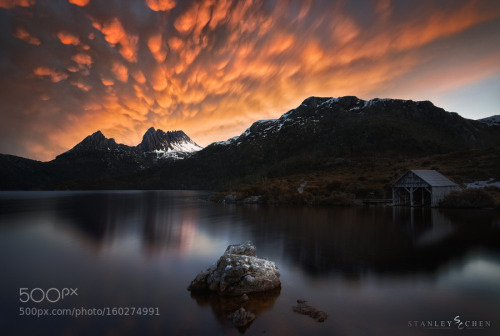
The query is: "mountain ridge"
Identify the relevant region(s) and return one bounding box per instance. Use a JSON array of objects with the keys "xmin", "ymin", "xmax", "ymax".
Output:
[
  {"xmin": 1, "ymin": 96, "xmax": 499, "ymax": 190},
  {"xmin": 58, "ymin": 127, "xmax": 202, "ymax": 159}
]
